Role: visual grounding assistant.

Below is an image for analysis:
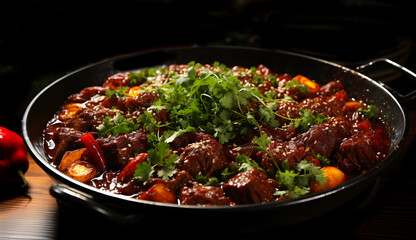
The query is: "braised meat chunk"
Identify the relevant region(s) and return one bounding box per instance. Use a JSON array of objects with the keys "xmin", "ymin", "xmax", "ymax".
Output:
[
  {"xmin": 180, "ymin": 184, "xmax": 231, "ymax": 206},
  {"xmin": 296, "ymin": 116, "xmax": 351, "ymax": 159},
  {"xmin": 223, "ymin": 169, "xmax": 275, "ymax": 204},
  {"xmin": 337, "ymin": 127, "xmax": 390, "ymax": 174},
  {"xmin": 178, "ymin": 138, "xmax": 229, "ymax": 177},
  {"xmin": 97, "ymin": 130, "xmax": 148, "ymax": 170}
]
